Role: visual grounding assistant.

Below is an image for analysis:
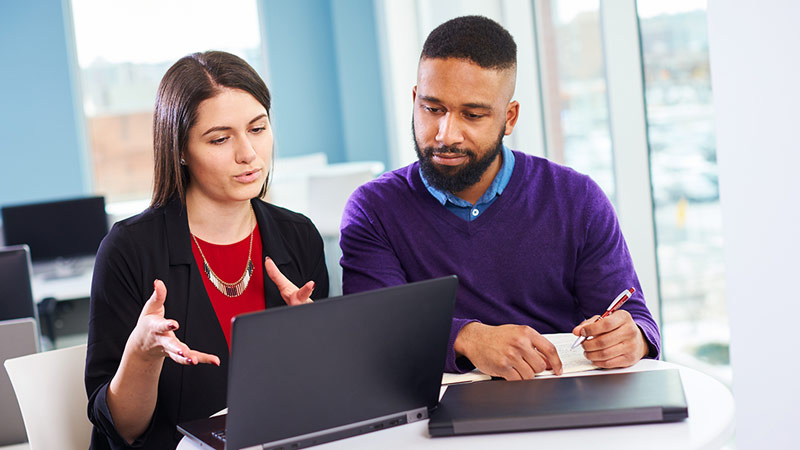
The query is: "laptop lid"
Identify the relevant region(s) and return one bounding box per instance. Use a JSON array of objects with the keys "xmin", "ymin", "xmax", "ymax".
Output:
[
  {"xmin": 179, "ymin": 275, "xmax": 457, "ymax": 450},
  {"xmin": 0, "ymin": 318, "xmax": 39, "ymax": 445},
  {"xmin": 429, "ymin": 369, "xmax": 688, "ymax": 437}
]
